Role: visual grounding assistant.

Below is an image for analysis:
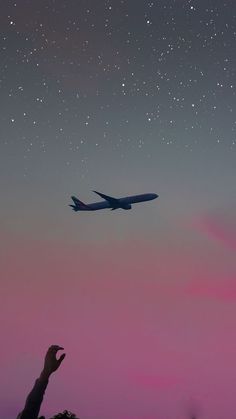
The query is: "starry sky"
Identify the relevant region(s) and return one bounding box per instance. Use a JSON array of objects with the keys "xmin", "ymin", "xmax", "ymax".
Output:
[{"xmin": 1, "ymin": 1, "xmax": 236, "ymax": 418}]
